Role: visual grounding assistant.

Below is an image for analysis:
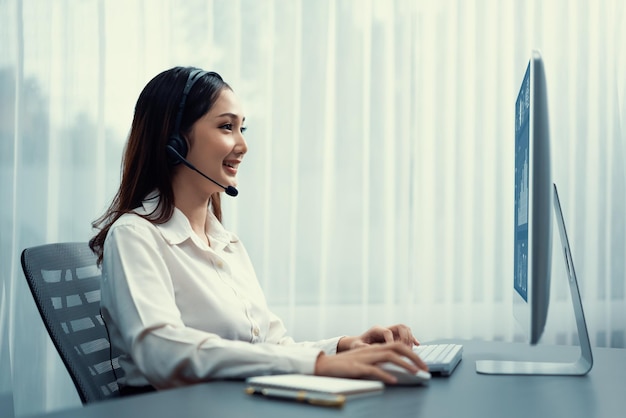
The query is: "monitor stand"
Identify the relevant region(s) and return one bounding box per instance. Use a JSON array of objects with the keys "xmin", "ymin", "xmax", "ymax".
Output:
[{"xmin": 475, "ymin": 183, "xmax": 593, "ymax": 375}]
